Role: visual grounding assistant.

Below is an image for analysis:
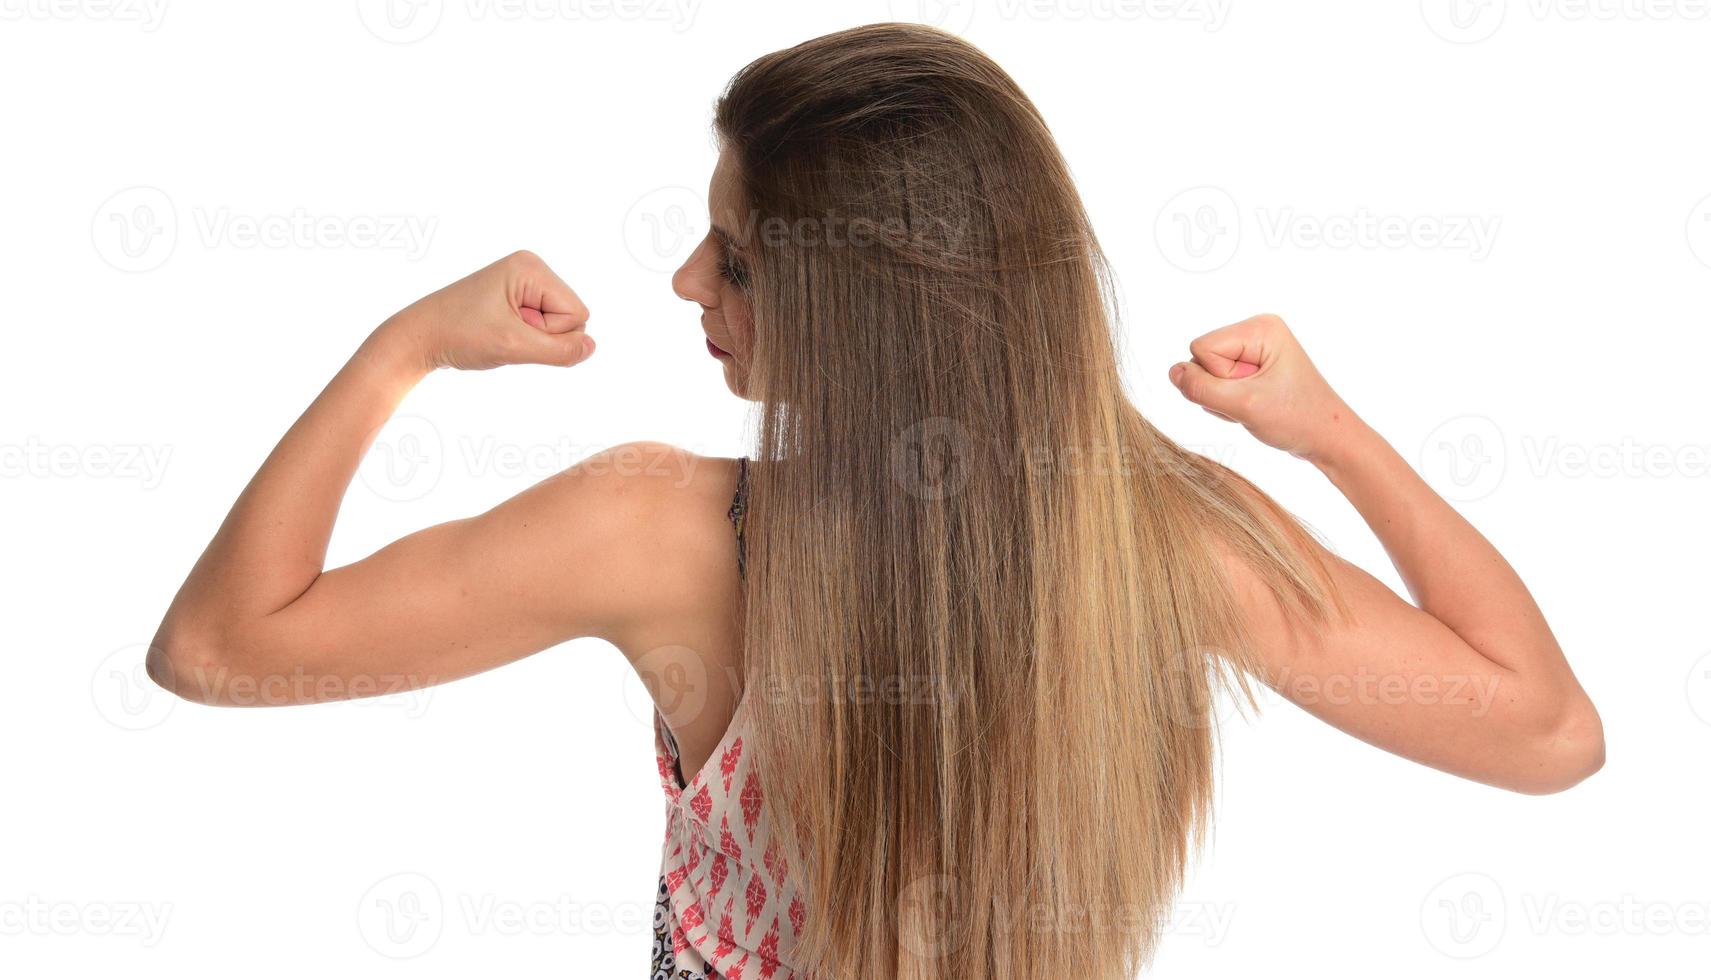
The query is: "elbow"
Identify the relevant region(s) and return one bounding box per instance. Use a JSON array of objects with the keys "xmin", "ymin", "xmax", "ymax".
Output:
[
  {"xmin": 1510, "ymin": 694, "xmax": 1605, "ymax": 795},
  {"xmin": 145, "ymin": 623, "xmax": 231, "ymax": 705}
]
